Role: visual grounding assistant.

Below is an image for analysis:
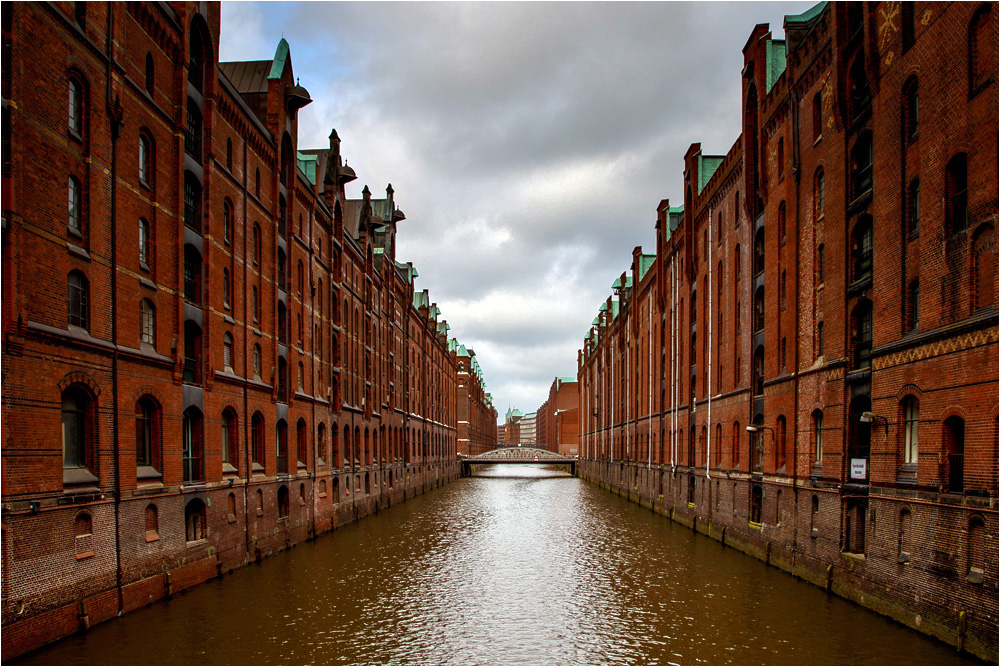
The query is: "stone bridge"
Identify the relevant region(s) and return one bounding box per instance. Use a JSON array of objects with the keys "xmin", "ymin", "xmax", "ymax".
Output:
[{"xmin": 460, "ymin": 446, "xmax": 577, "ymax": 476}]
